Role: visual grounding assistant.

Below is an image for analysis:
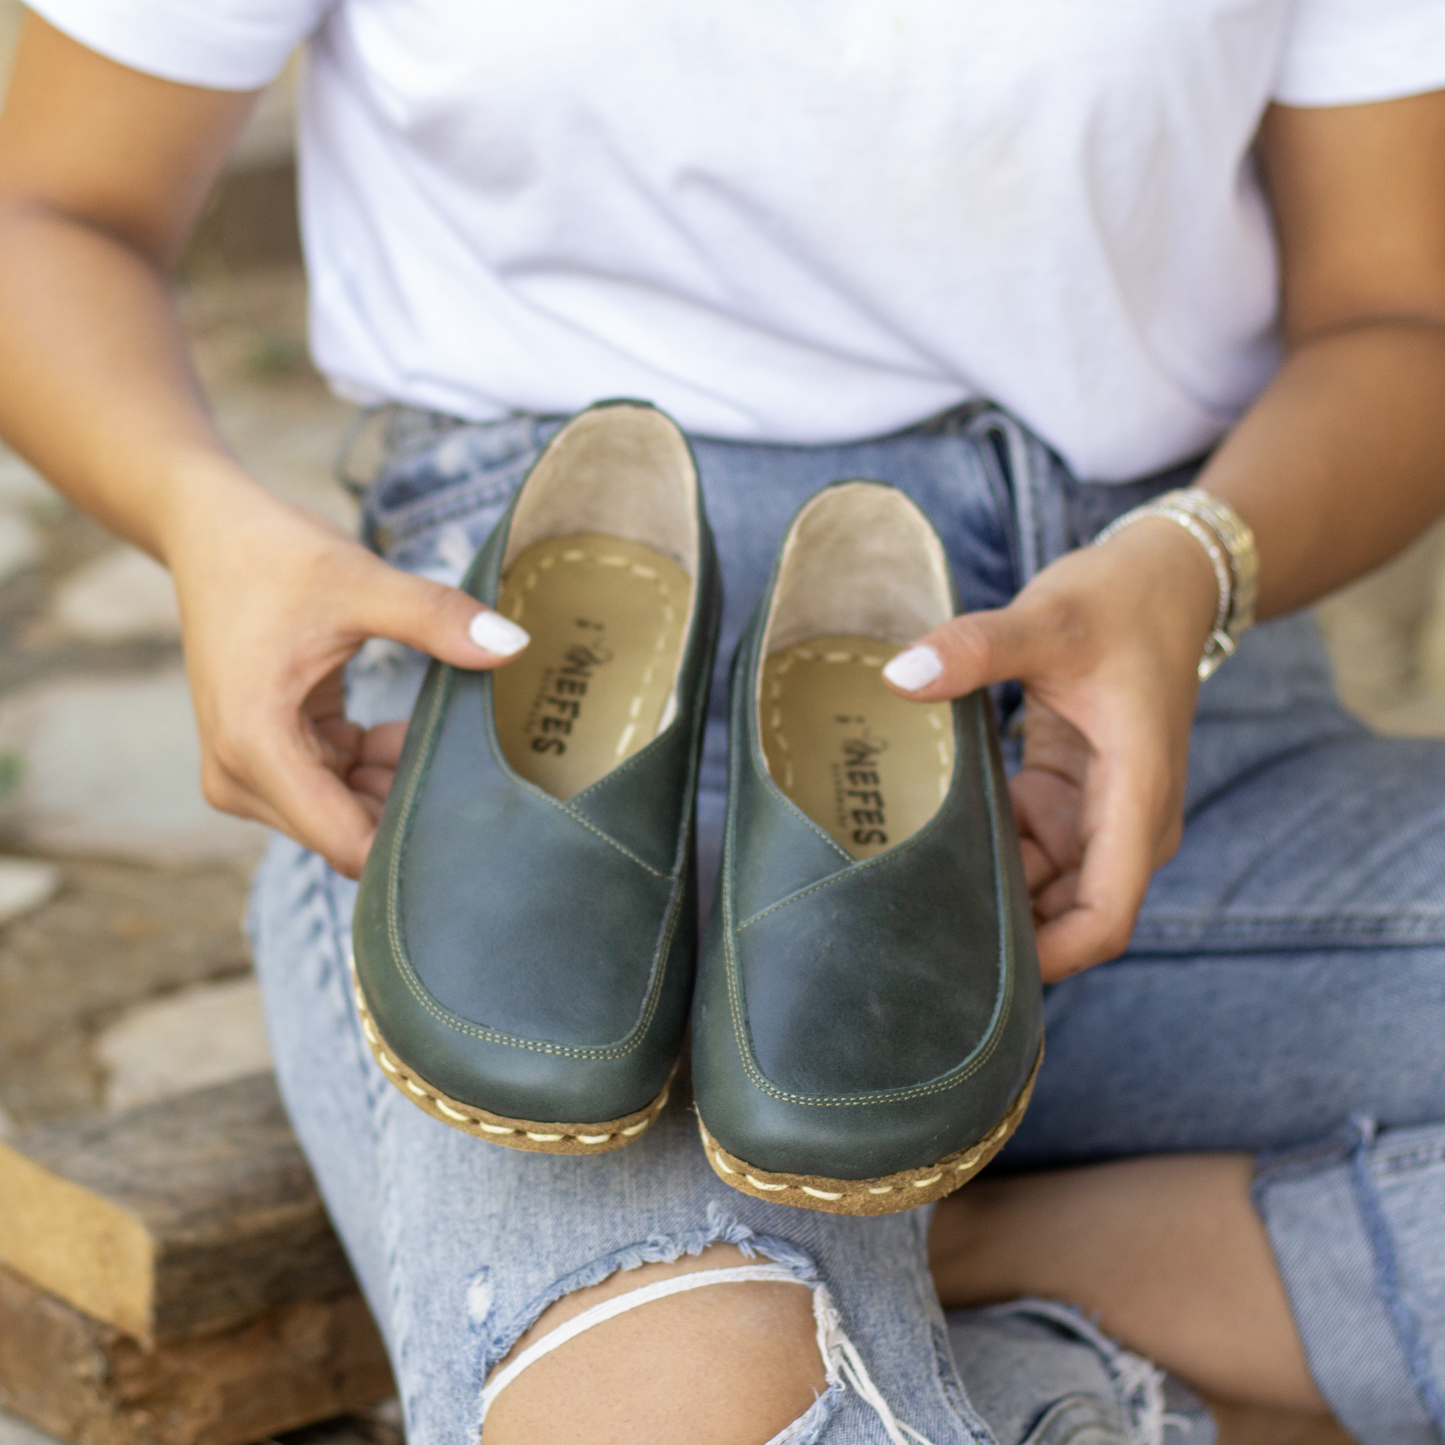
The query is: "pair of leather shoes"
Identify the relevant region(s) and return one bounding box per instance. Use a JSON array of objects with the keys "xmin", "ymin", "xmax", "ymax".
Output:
[{"xmin": 353, "ymin": 403, "xmax": 1042, "ymax": 1213}]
